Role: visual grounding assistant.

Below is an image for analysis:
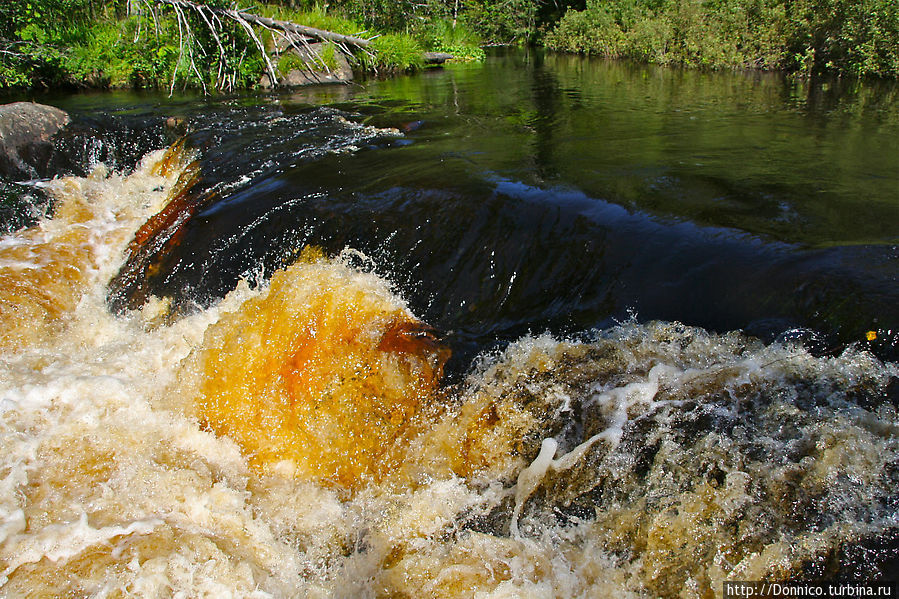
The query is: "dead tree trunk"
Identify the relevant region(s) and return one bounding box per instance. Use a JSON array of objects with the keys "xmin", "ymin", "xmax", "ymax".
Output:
[
  {"xmin": 228, "ymin": 12, "xmax": 371, "ymax": 49},
  {"xmin": 155, "ymin": 0, "xmax": 371, "ymax": 48},
  {"xmin": 152, "ymin": 0, "xmax": 373, "ymax": 92}
]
